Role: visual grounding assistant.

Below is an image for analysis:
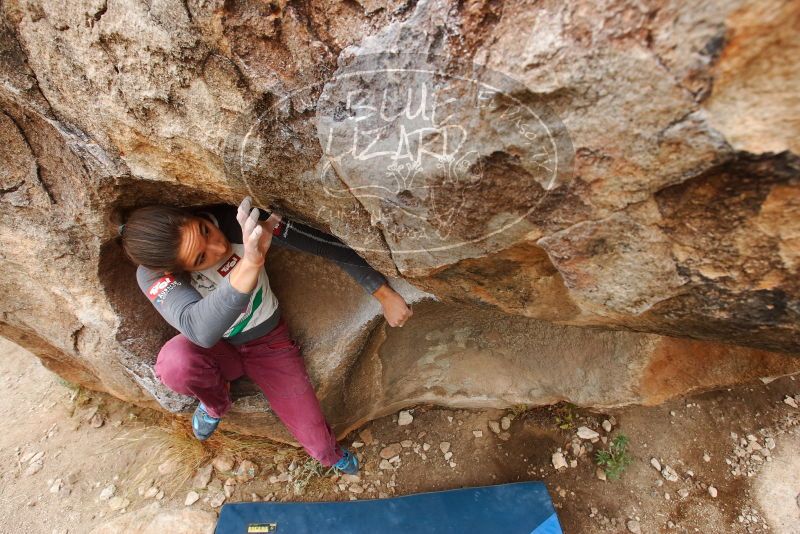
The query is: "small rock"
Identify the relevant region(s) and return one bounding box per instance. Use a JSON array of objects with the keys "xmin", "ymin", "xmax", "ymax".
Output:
[
  {"xmin": 400, "ymin": 440, "xmax": 413, "ymax": 448},
  {"xmin": 352, "ymin": 441, "xmax": 364, "ymax": 448},
  {"xmin": 380, "ymin": 443, "xmax": 403, "ymax": 459},
  {"xmin": 569, "ymin": 459, "xmax": 577, "ymax": 468},
  {"xmin": 764, "ymin": 437, "xmax": 775, "ymax": 450},
  {"xmin": 144, "ymin": 487, "xmax": 158, "ymax": 499},
  {"xmin": 224, "ymin": 478, "xmax": 236, "ymax": 498},
  {"xmin": 99, "ymin": 484, "xmax": 116, "ymax": 501},
  {"xmin": 108, "ymin": 496, "xmax": 129, "ymax": 511},
  {"xmin": 341, "ymin": 474, "xmax": 361, "ymax": 484},
  {"xmin": 24, "ymin": 461, "xmax": 43, "ymax": 477},
  {"xmin": 784, "ymin": 396, "xmax": 798, "ymax": 408},
  {"xmin": 192, "ymin": 464, "xmax": 213, "ymax": 489},
  {"xmin": 708, "ymin": 486, "xmax": 718, "ymax": 498},
  {"xmin": 157, "ymin": 459, "xmax": 178, "ymax": 475},
  {"xmin": 703, "ymin": 452, "xmax": 711, "ymax": 462},
  {"xmin": 422, "ymin": 443, "xmax": 431, "ymax": 451},
  {"xmin": 348, "ymin": 484, "xmax": 364, "ymax": 494},
  {"xmin": 398, "ymin": 411, "xmax": 413, "ymax": 426},
  {"xmin": 388, "ymin": 455, "xmax": 401, "ymax": 465},
  {"xmin": 449, "ymin": 461, "xmax": 457, "ymax": 468},
  {"xmin": 379, "ymin": 459, "xmax": 393, "ymax": 470},
  {"xmin": 678, "ymin": 488, "xmax": 689, "ymax": 498},
  {"xmin": 185, "ymin": 491, "xmax": 200, "ymax": 506},
  {"xmin": 576, "ymin": 427, "xmax": 599, "ymax": 440},
  {"xmin": 156, "ymin": 490, "xmax": 164, "ymax": 500},
  {"xmin": 488, "ymin": 421, "xmax": 501, "ymax": 434},
  {"xmin": 275, "ymin": 473, "xmax": 291, "ymax": 483},
  {"xmin": 358, "ymin": 429, "xmax": 374, "ymax": 445},
  {"xmin": 439, "ymin": 442, "xmax": 451, "ymax": 454},
  {"xmin": 650, "ymin": 458, "xmax": 662, "ymax": 471},
  {"xmin": 661, "ymin": 465, "xmax": 679, "ymax": 482},
  {"xmin": 208, "ymin": 492, "xmax": 226, "ymax": 508},
  {"xmin": 212, "ymin": 455, "xmax": 235, "ymax": 473},
  {"xmin": 627, "ymin": 519, "xmax": 641, "ymax": 534},
  {"xmin": 444, "ymin": 452, "xmax": 453, "ymax": 461},
  {"xmin": 551, "ymin": 451, "xmax": 567, "ymax": 470},
  {"xmin": 235, "ymin": 460, "xmax": 258, "ymax": 482},
  {"xmin": 596, "ymin": 468, "xmax": 607, "ymax": 481},
  {"xmin": 49, "ymin": 479, "xmax": 63, "ymax": 493},
  {"xmin": 602, "ymin": 419, "xmax": 612, "ymax": 433},
  {"xmin": 83, "ymin": 406, "xmax": 99, "ymax": 421},
  {"xmin": 499, "ymin": 432, "xmax": 511, "ymax": 441},
  {"xmin": 90, "ymin": 413, "xmax": 104, "ymax": 428},
  {"xmin": 500, "ymin": 416, "xmax": 511, "ymax": 431},
  {"xmin": 472, "ymin": 430, "xmax": 483, "ymax": 438}
]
